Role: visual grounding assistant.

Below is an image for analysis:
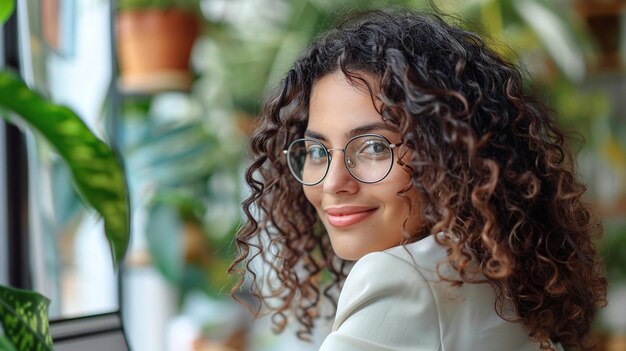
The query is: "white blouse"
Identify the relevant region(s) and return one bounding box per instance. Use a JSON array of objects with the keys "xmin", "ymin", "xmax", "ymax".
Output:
[{"xmin": 319, "ymin": 234, "xmax": 561, "ymax": 351}]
